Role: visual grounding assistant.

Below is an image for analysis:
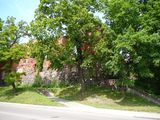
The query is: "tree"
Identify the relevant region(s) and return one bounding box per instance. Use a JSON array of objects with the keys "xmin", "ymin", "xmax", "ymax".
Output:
[
  {"xmin": 102, "ymin": 0, "xmax": 160, "ymax": 91},
  {"xmin": 0, "ymin": 17, "xmax": 28, "ymax": 90},
  {"xmin": 31, "ymin": 0, "xmax": 160, "ymax": 94},
  {"xmin": 31, "ymin": 0, "xmax": 111, "ymax": 93}
]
